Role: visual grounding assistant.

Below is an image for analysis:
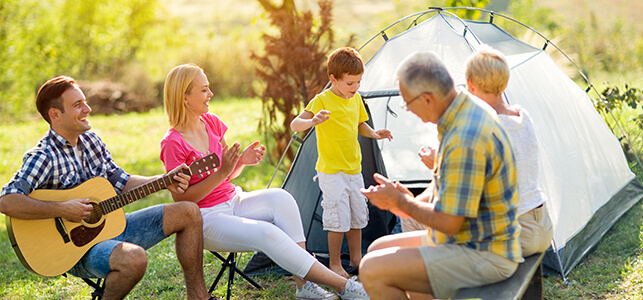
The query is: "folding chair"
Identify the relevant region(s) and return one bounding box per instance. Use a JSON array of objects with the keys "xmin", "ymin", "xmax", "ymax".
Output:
[
  {"xmin": 80, "ymin": 277, "xmax": 105, "ymax": 300},
  {"xmin": 62, "ymin": 273, "xmax": 105, "ymax": 300},
  {"xmin": 208, "ymin": 251, "xmax": 262, "ymax": 300}
]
